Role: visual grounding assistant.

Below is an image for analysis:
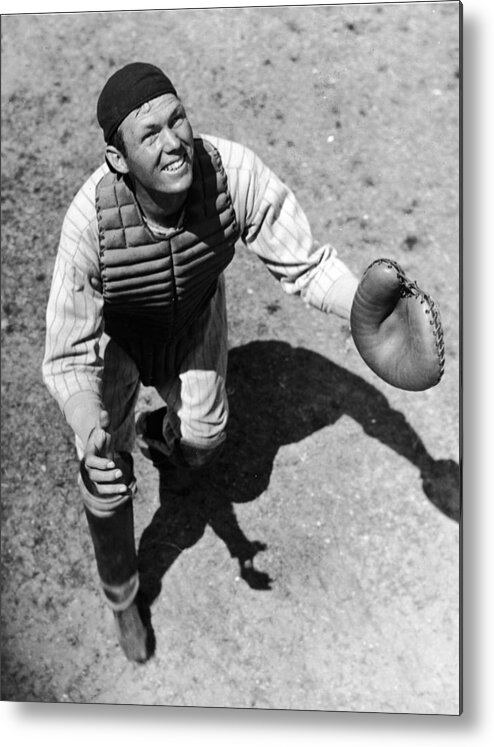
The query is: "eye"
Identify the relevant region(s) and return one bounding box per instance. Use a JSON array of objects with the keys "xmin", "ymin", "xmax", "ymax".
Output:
[
  {"xmin": 143, "ymin": 131, "xmax": 158, "ymax": 144},
  {"xmin": 171, "ymin": 110, "xmax": 186, "ymax": 128}
]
